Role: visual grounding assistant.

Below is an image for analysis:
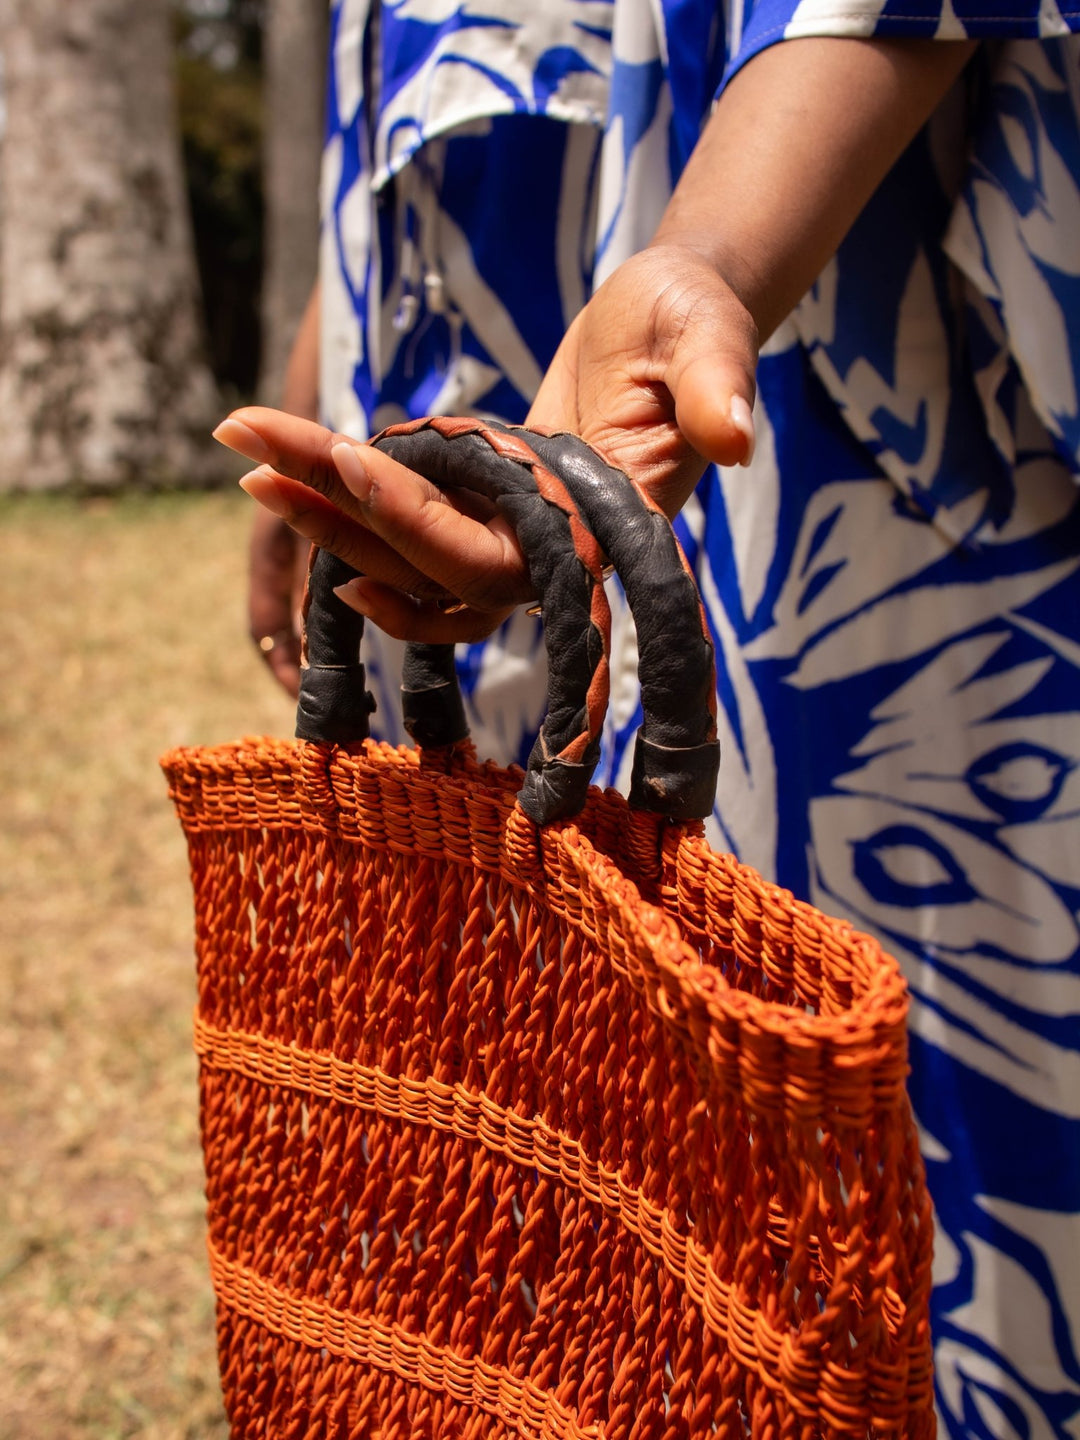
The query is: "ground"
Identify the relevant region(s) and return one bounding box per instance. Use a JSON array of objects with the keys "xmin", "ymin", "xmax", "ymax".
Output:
[{"xmin": 0, "ymin": 490, "xmax": 295, "ymax": 1438}]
